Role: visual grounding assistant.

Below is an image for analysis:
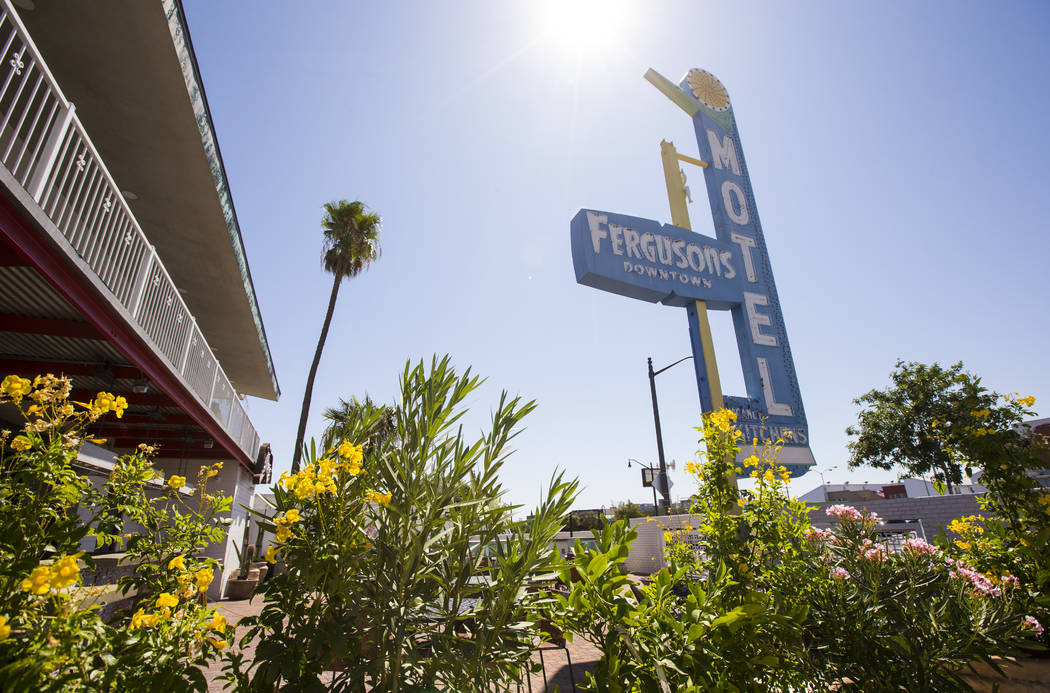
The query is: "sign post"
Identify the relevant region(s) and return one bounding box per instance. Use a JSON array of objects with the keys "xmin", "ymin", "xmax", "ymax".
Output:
[{"xmin": 570, "ymin": 68, "xmax": 816, "ymax": 475}]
